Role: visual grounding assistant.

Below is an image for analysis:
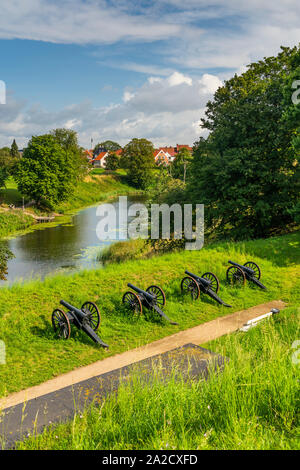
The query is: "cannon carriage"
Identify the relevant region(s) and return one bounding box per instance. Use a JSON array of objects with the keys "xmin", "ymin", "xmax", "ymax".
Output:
[
  {"xmin": 122, "ymin": 283, "xmax": 178, "ymax": 325},
  {"xmin": 226, "ymin": 260, "xmax": 267, "ymax": 289},
  {"xmin": 181, "ymin": 270, "xmax": 232, "ymax": 307},
  {"xmin": 52, "ymin": 300, "xmax": 109, "ymax": 348}
]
